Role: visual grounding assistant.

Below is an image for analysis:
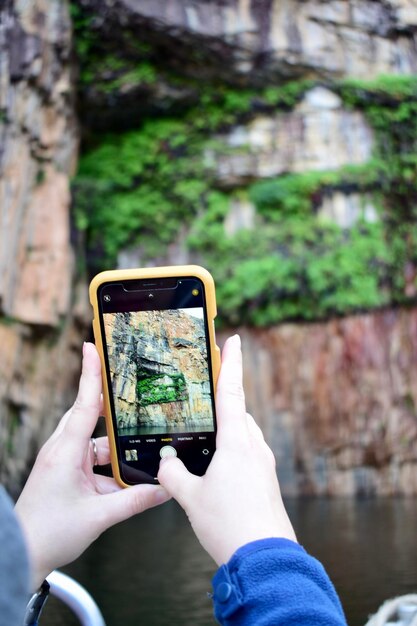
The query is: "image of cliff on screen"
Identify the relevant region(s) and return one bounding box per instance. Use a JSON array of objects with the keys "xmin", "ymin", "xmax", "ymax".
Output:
[{"xmin": 103, "ymin": 308, "xmax": 214, "ymax": 436}]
